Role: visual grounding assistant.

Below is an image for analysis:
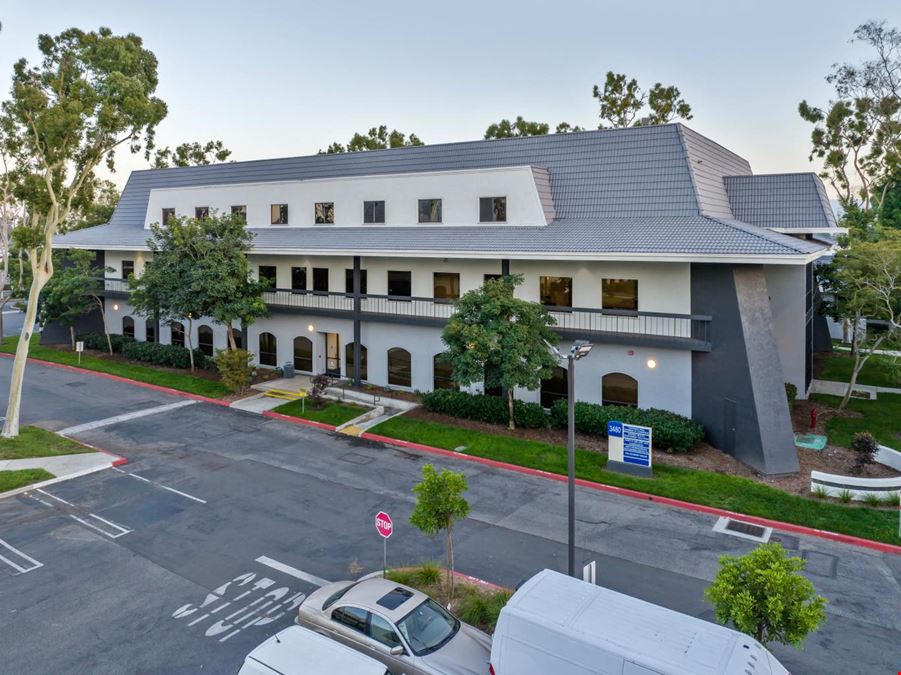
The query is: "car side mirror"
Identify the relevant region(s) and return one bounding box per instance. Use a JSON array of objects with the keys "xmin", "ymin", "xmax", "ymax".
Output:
[{"xmin": 389, "ymin": 645, "xmax": 405, "ymax": 656}]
